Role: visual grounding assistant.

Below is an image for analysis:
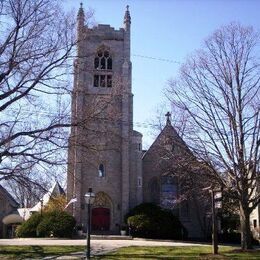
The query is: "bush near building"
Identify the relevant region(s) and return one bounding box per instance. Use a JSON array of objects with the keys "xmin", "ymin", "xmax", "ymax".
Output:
[
  {"xmin": 16, "ymin": 211, "xmax": 75, "ymax": 238},
  {"xmin": 126, "ymin": 203, "xmax": 187, "ymax": 239},
  {"xmin": 16, "ymin": 213, "xmax": 43, "ymax": 238}
]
